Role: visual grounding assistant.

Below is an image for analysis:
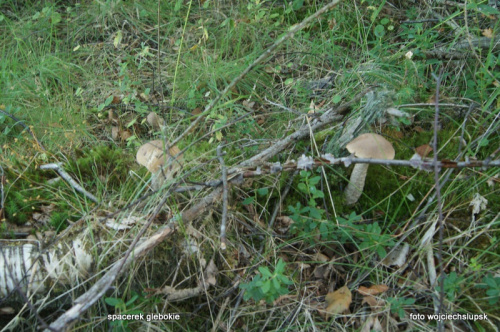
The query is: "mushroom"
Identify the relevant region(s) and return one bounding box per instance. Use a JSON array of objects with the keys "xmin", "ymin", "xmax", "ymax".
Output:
[
  {"xmin": 136, "ymin": 140, "xmax": 183, "ymax": 189},
  {"xmin": 344, "ymin": 133, "xmax": 395, "ymax": 205}
]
